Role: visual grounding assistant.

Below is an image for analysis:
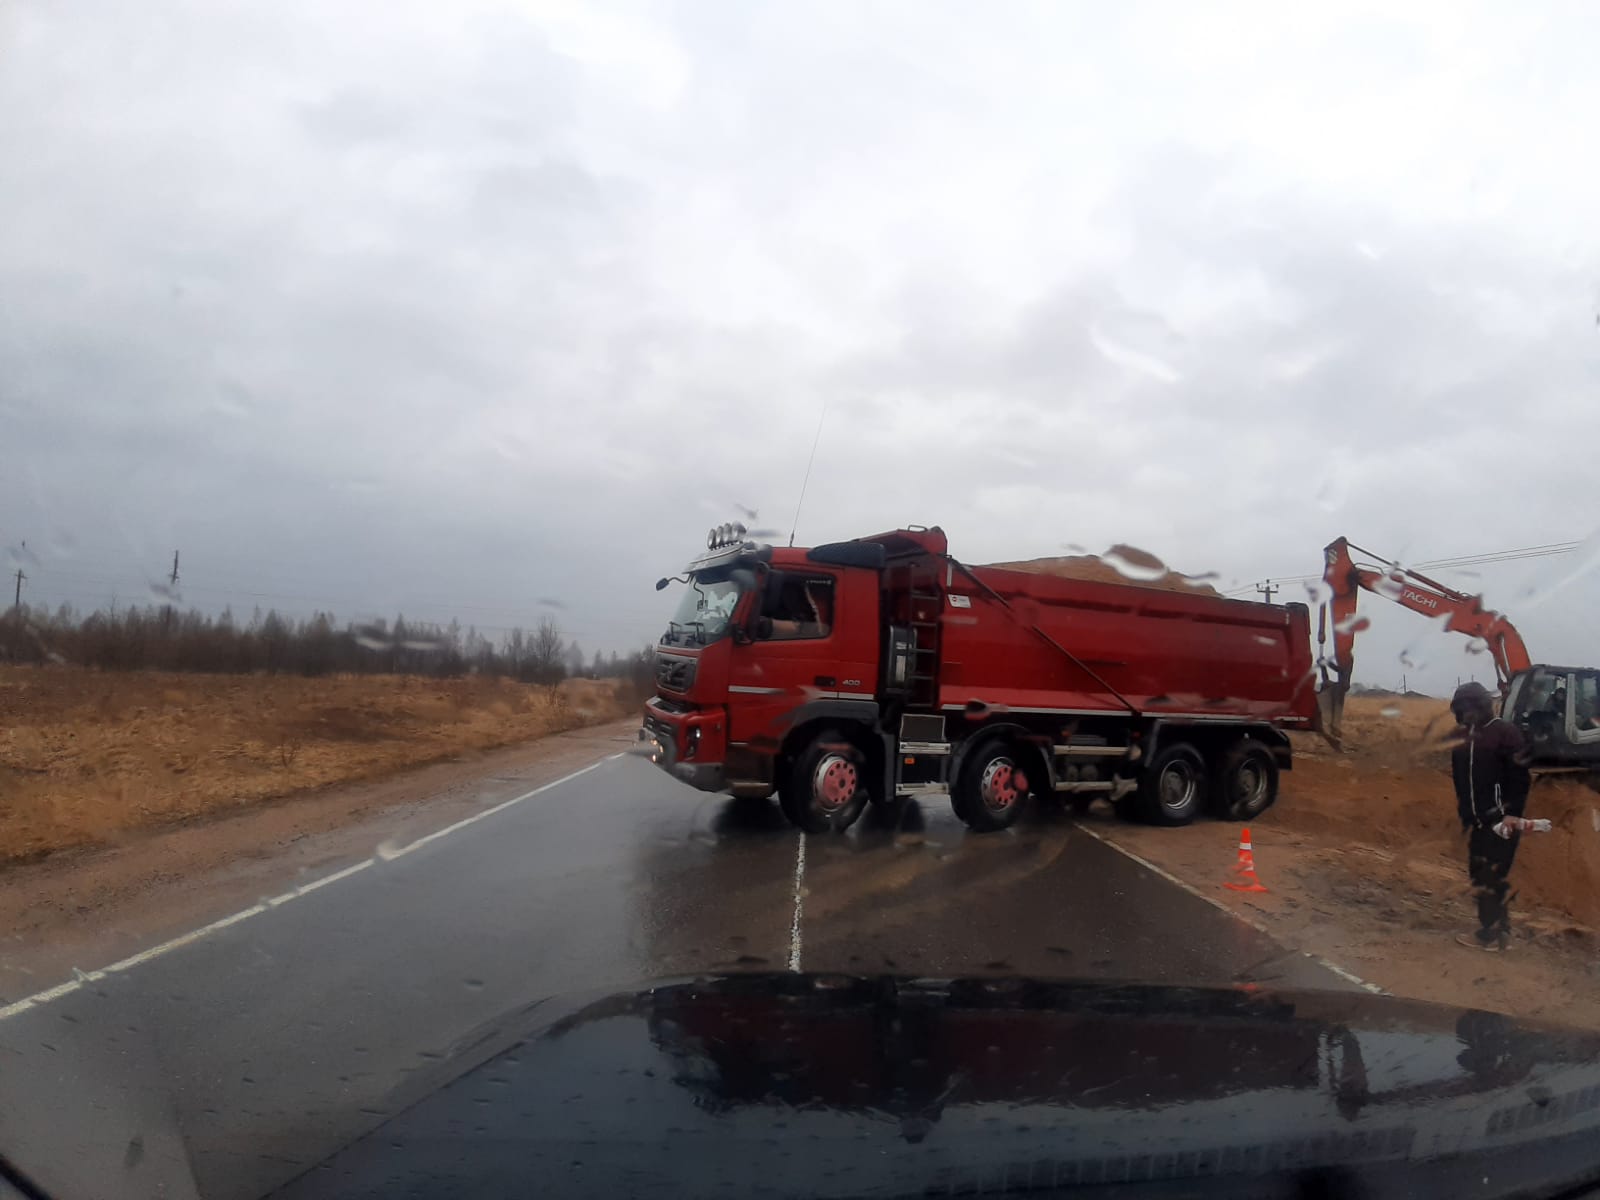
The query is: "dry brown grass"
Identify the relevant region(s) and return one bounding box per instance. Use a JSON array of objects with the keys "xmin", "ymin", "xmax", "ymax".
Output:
[{"xmin": 0, "ymin": 667, "xmax": 631, "ymax": 863}]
